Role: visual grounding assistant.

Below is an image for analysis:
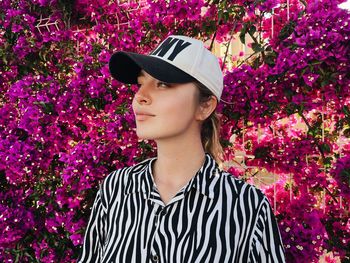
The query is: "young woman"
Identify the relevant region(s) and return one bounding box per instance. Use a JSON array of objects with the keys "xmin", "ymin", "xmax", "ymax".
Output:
[{"xmin": 78, "ymin": 35, "xmax": 285, "ymax": 263}]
